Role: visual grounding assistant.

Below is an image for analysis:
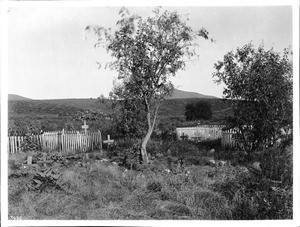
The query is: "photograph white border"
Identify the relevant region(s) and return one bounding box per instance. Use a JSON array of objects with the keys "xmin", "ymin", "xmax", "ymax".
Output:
[{"xmin": 1, "ymin": 0, "xmax": 299, "ymax": 226}]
